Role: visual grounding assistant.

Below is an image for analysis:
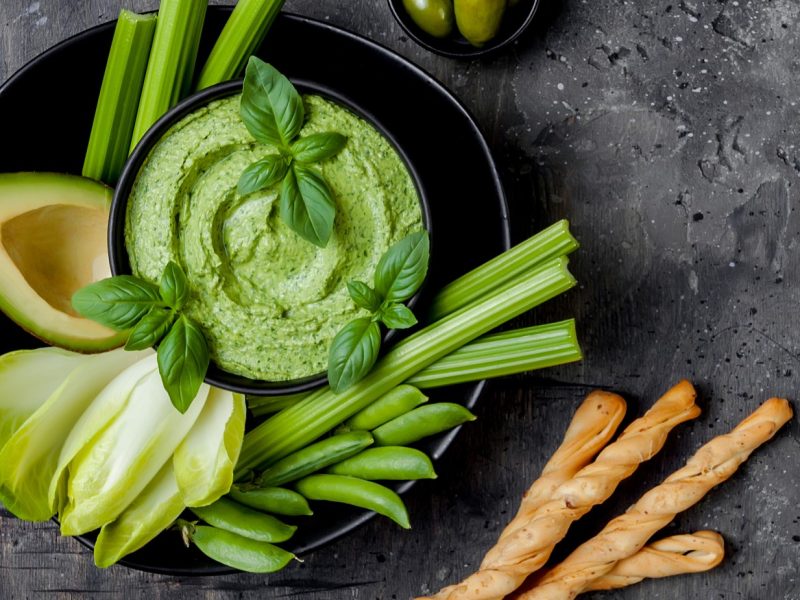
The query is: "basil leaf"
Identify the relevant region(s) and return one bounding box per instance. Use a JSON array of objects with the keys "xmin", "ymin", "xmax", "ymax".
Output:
[
  {"xmin": 347, "ymin": 281, "xmax": 383, "ymax": 313},
  {"xmin": 280, "ymin": 165, "xmax": 336, "ymax": 247},
  {"xmin": 72, "ymin": 276, "xmax": 163, "ymax": 330},
  {"xmin": 374, "ymin": 231, "xmax": 430, "ymax": 303},
  {"xmin": 160, "ymin": 261, "xmax": 189, "ymax": 310},
  {"xmin": 125, "ymin": 308, "xmax": 175, "ymax": 351},
  {"xmin": 379, "ymin": 303, "xmax": 418, "ymax": 330},
  {"xmin": 291, "ymin": 132, "xmax": 347, "ymax": 164},
  {"xmin": 238, "ymin": 154, "xmax": 289, "ymax": 195},
  {"xmin": 240, "ymin": 57, "xmax": 304, "ymax": 148},
  {"xmin": 157, "ymin": 315, "xmax": 210, "ymax": 413},
  {"xmin": 327, "ymin": 317, "xmax": 381, "ymax": 393}
]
